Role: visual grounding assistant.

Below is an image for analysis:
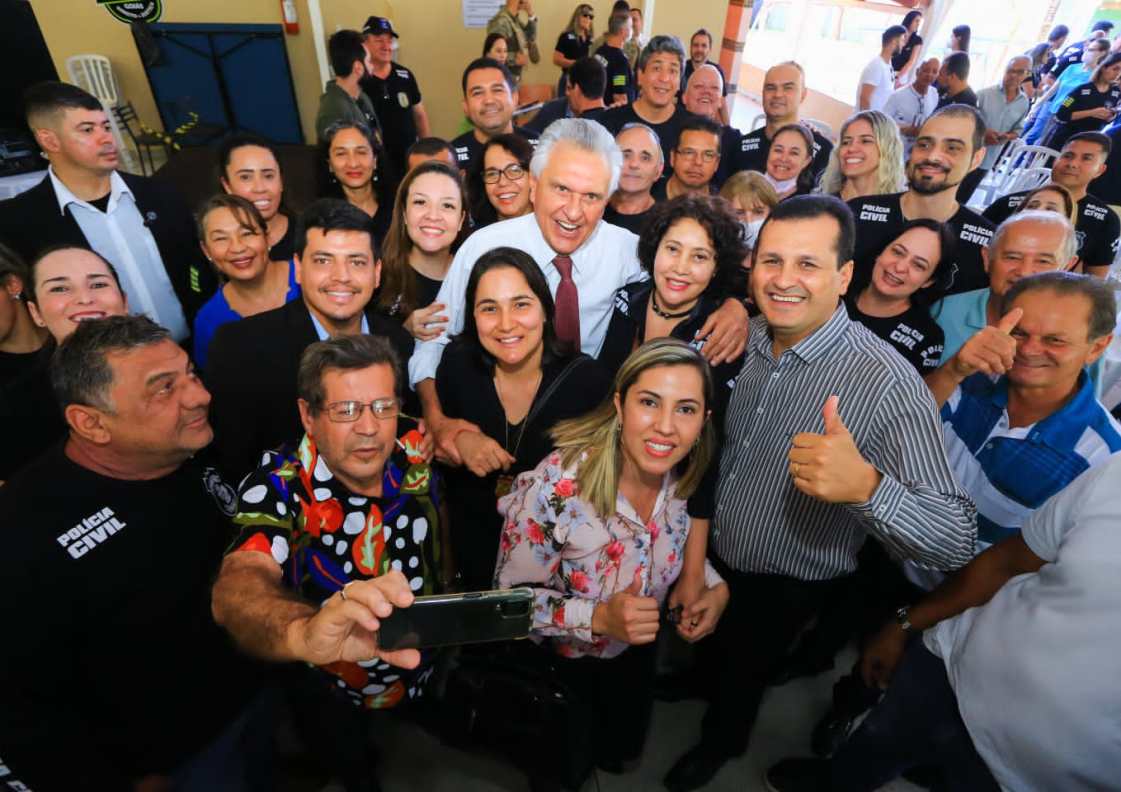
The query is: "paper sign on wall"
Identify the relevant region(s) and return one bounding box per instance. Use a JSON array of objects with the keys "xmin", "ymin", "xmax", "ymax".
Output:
[
  {"xmin": 462, "ymin": 0, "xmax": 503, "ymax": 29},
  {"xmin": 98, "ymin": 0, "xmax": 164, "ymax": 24}
]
